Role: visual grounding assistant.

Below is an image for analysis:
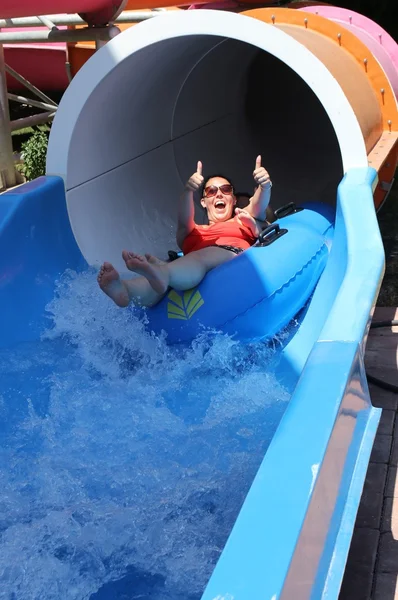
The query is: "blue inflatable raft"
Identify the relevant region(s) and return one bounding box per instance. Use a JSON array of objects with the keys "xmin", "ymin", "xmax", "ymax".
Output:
[{"xmin": 137, "ymin": 202, "xmax": 334, "ymax": 344}]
